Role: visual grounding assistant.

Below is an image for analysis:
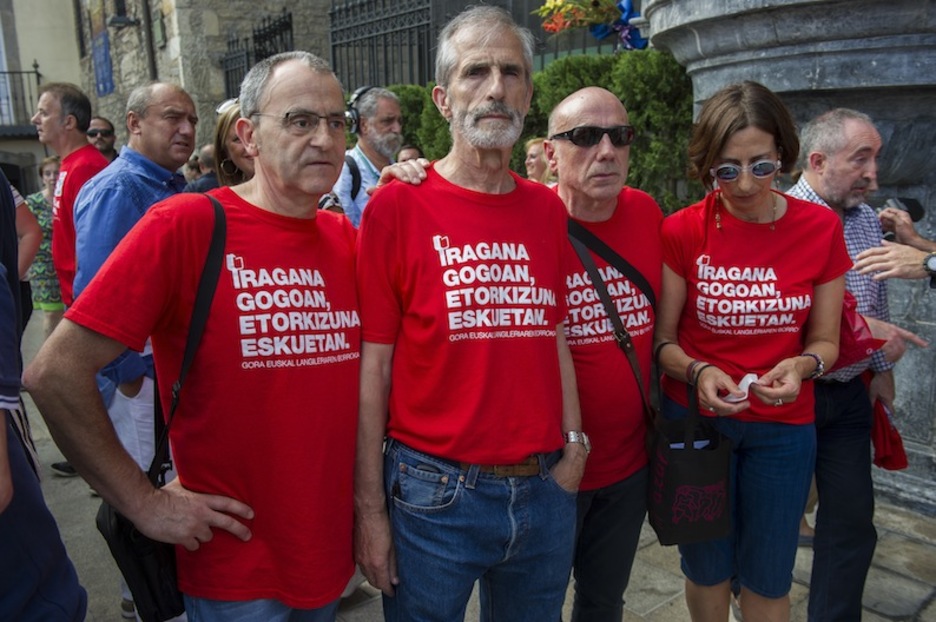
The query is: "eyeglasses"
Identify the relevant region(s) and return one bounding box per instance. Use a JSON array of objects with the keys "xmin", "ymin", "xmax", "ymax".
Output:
[
  {"xmin": 86, "ymin": 129, "xmax": 114, "ymax": 138},
  {"xmin": 549, "ymin": 125, "xmax": 635, "ymax": 148},
  {"xmin": 216, "ymin": 98, "xmax": 239, "ymax": 115},
  {"xmin": 251, "ymin": 110, "xmax": 348, "ymax": 136},
  {"xmin": 711, "ymin": 159, "xmax": 781, "ymax": 182}
]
